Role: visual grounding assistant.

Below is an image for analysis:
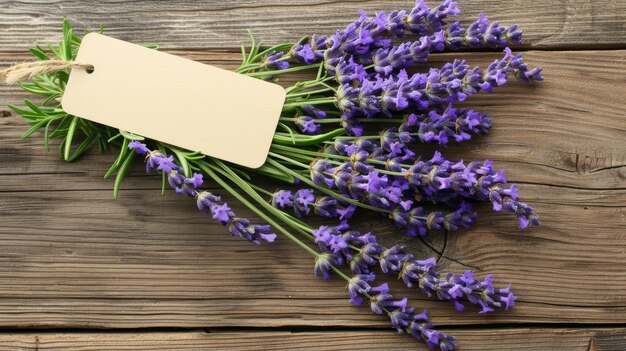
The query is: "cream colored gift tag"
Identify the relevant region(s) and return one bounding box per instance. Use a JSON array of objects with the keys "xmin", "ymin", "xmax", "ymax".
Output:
[{"xmin": 62, "ymin": 33, "xmax": 286, "ymax": 168}]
